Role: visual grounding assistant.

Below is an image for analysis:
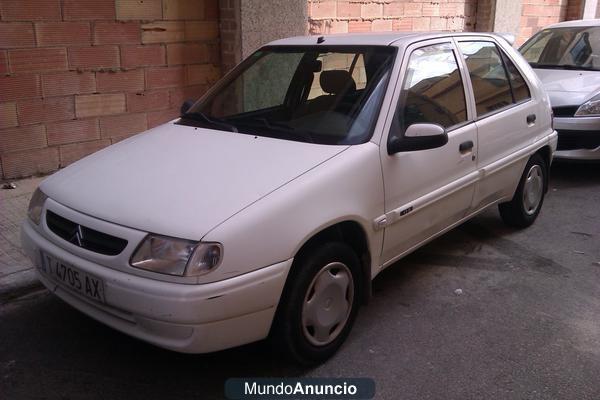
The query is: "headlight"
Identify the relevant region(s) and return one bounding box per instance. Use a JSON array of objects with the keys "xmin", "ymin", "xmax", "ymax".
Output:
[
  {"xmin": 27, "ymin": 188, "xmax": 47, "ymax": 225},
  {"xmin": 575, "ymin": 94, "xmax": 600, "ymax": 116},
  {"xmin": 130, "ymin": 234, "xmax": 222, "ymax": 276}
]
